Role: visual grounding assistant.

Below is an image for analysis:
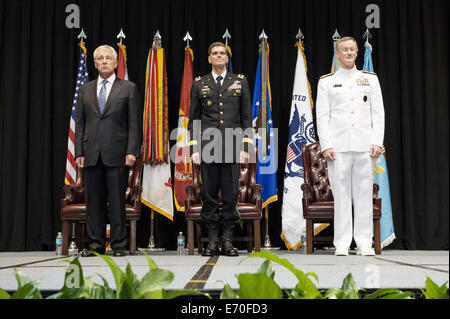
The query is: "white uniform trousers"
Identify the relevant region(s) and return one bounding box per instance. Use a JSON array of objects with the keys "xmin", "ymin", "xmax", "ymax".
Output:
[{"xmin": 327, "ymin": 151, "xmax": 375, "ymax": 250}]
